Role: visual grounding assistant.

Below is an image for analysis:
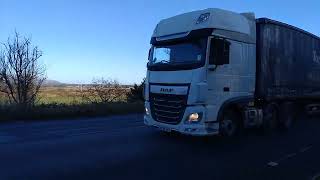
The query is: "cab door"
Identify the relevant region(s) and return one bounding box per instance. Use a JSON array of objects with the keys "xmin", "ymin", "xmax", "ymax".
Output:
[{"xmin": 206, "ymin": 36, "xmax": 255, "ymax": 107}]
